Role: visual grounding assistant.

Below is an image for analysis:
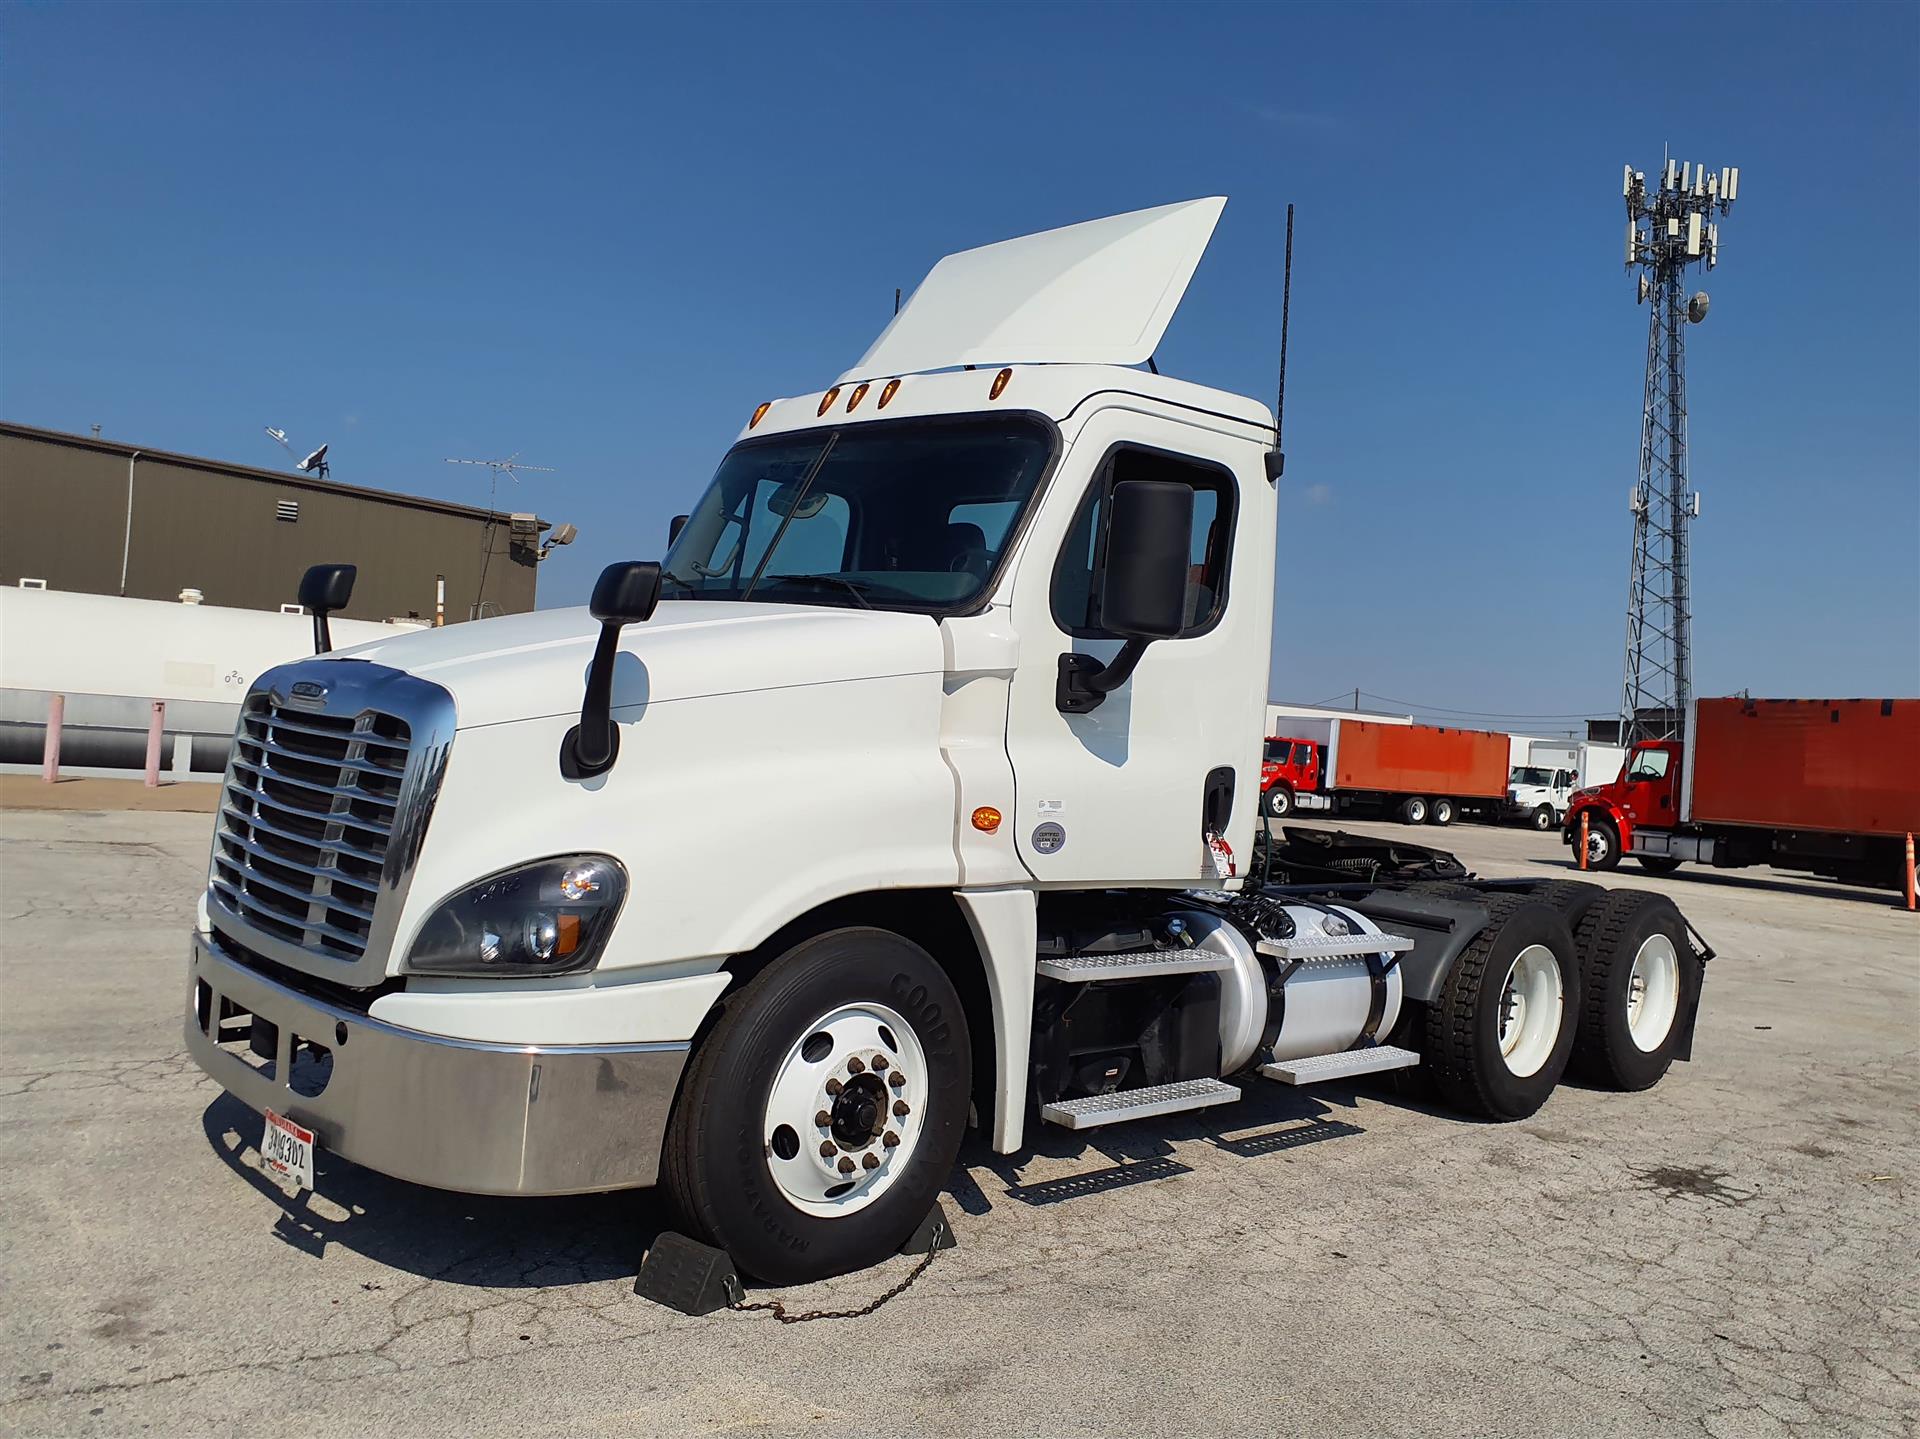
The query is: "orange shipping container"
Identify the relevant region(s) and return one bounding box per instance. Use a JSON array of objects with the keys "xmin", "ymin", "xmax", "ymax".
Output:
[
  {"xmin": 1688, "ymin": 698, "xmax": 1920, "ymax": 837},
  {"xmin": 1329, "ymin": 721, "xmax": 1510, "ymax": 800}
]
